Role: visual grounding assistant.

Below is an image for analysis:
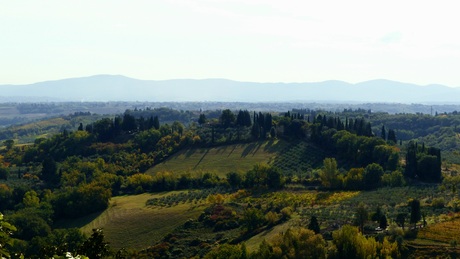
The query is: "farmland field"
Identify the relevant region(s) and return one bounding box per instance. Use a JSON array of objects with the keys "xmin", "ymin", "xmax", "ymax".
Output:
[
  {"xmin": 147, "ymin": 140, "xmax": 288, "ymax": 177},
  {"xmin": 76, "ymin": 193, "xmax": 207, "ymax": 250}
]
